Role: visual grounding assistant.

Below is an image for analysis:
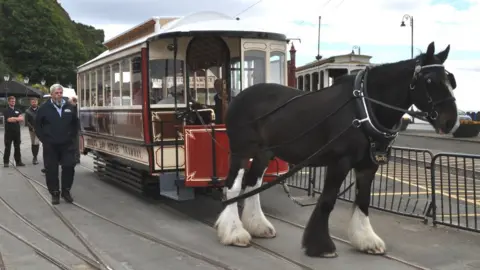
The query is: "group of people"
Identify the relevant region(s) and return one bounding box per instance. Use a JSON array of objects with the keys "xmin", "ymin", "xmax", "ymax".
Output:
[{"xmin": 3, "ymin": 84, "xmax": 80, "ymax": 205}]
